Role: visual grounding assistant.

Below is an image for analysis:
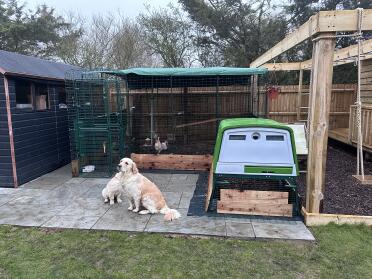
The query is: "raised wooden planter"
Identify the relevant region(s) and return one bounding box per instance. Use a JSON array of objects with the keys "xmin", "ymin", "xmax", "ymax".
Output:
[
  {"xmin": 130, "ymin": 153, "xmax": 212, "ymax": 171},
  {"xmin": 301, "ymin": 207, "xmax": 372, "ymax": 226}
]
